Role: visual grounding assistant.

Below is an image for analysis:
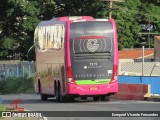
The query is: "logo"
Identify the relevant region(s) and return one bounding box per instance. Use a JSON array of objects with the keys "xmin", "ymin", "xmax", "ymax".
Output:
[
  {"xmin": 86, "ymin": 39, "xmax": 99, "ymax": 52},
  {"xmin": 2, "ymin": 99, "xmax": 43, "ymax": 118},
  {"xmin": 6, "ymin": 99, "xmax": 24, "ymax": 112}
]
